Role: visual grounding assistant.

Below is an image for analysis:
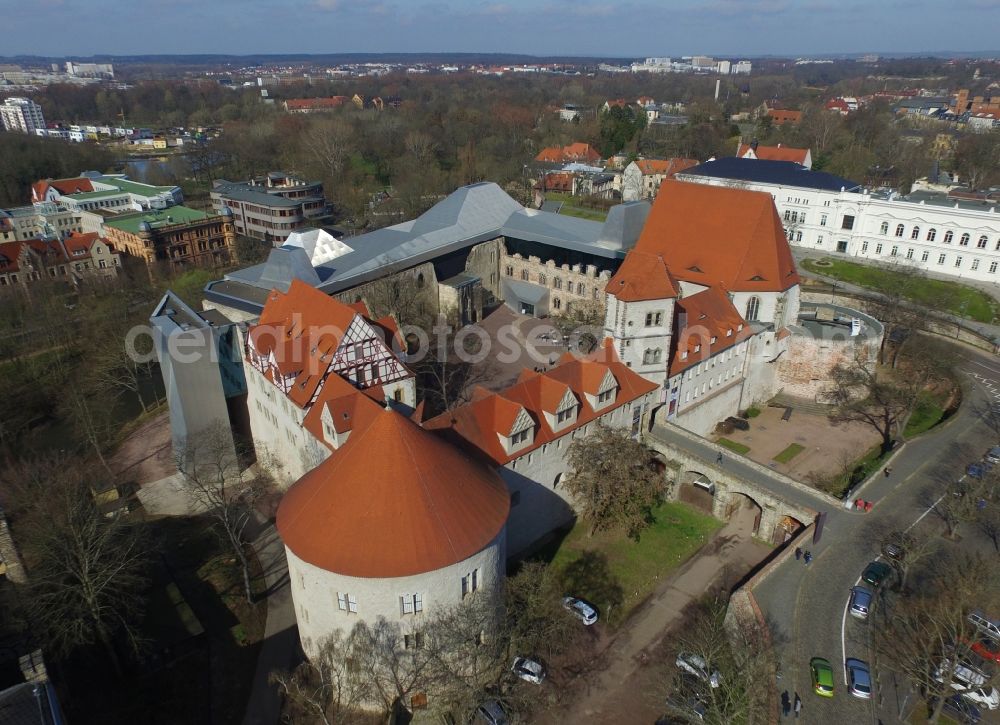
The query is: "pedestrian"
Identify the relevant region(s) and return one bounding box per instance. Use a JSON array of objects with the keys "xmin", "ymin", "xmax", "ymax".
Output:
[
  {"xmin": 795, "ymin": 547, "xmax": 802, "ymax": 561},
  {"xmin": 883, "ymin": 466, "xmax": 892, "ymax": 478},
  {"xmin": 794, "ymin": 693, "xmax": 802, "ymax": 718},
  {"xmin": 865, "ymin": 500, "xmax": 873, "ymax": 513},
  {"xmin": 781, "ymin": 690, "xmax": 791, "ymax": 717},
  {"xmin": 803, "ymin": 551, "xmax": 813, "ymax": 566},
  {"xmin": 716, "ymin": 452, "xmax": 724, "ymax": 465}
]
